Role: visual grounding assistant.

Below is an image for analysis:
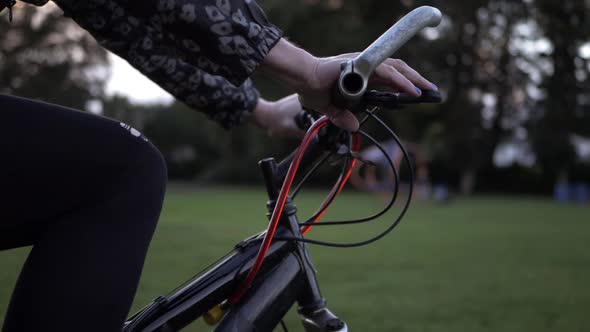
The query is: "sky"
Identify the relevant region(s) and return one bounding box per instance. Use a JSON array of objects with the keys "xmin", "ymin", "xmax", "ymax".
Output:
[{"xmin": 105, "ymin": 53, "xmax": 174, "ymax": 105}]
